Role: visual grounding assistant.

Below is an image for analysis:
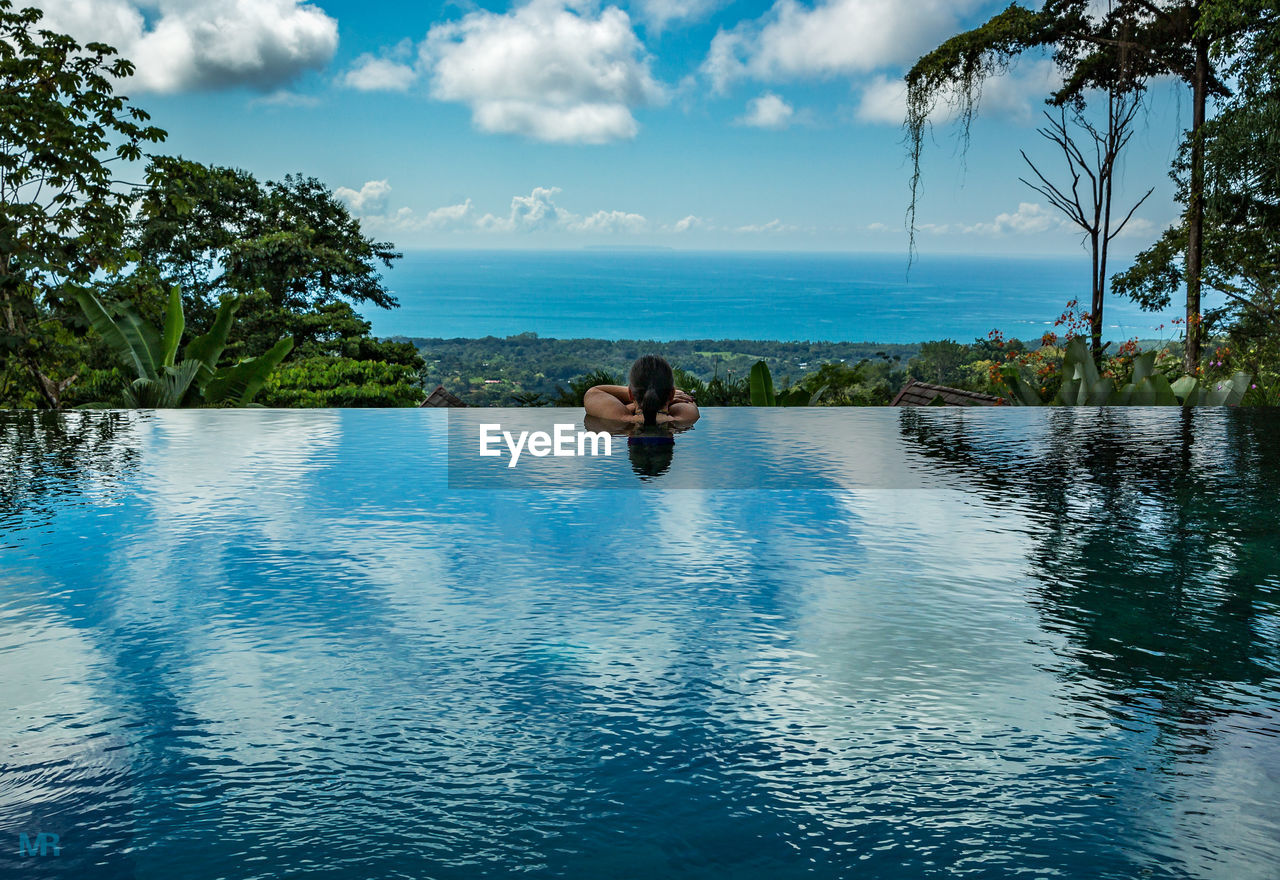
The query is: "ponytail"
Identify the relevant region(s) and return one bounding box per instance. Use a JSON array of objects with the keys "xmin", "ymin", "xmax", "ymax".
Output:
[{"xmin": 641, "ymin": 387, "xmax": 663, "ymax": 426}]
